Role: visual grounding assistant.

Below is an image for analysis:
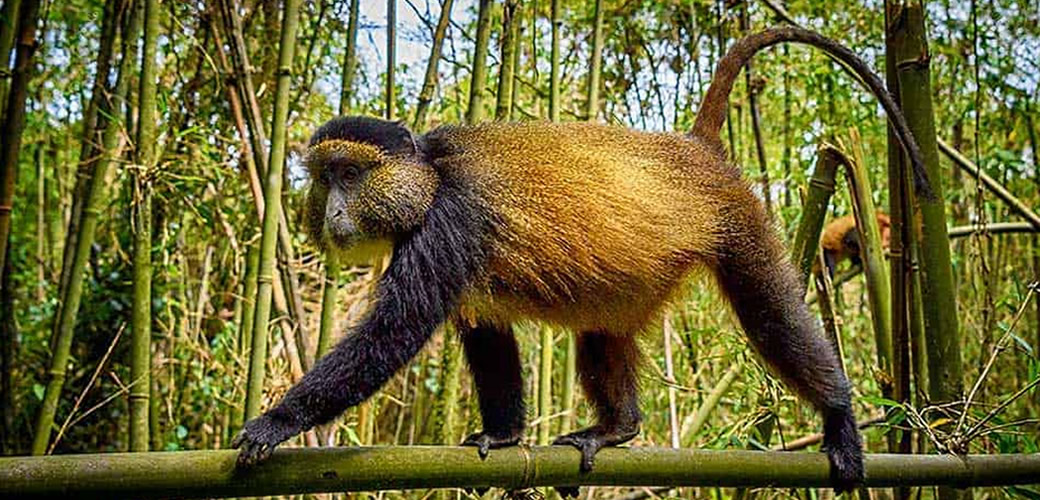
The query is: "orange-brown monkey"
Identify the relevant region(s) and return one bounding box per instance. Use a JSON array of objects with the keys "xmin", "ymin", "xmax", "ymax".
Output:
[
  {"xmin": 235, "ymin": 27, "xmax": 933, "ymax": 494},
  {"xmin": 820, "ymin": 213, "xmax": 892, "ymax": 277}
]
